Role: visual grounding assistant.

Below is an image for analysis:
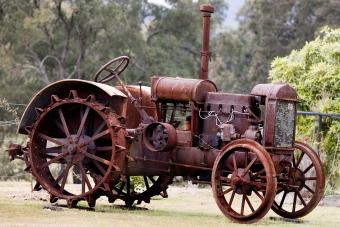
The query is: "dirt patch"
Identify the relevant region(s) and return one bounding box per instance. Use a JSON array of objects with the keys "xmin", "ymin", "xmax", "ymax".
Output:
[
  {"xmin": 10, "ymin": 189, "xmax": 49, "ymax": 202},
  {"xmin": 319, "ymin": 195, "xmax": 340, "ymax": 207}
]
